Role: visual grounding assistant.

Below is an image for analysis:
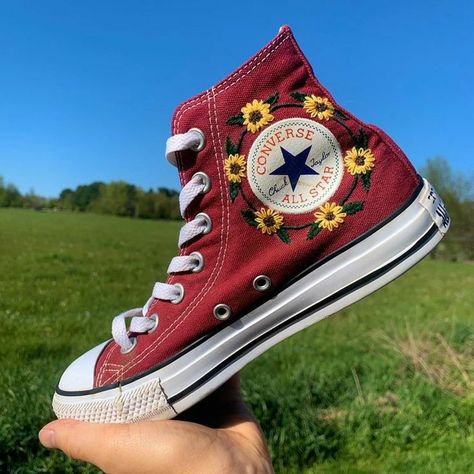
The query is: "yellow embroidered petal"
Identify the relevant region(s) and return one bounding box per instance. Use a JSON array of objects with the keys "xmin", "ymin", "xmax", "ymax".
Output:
[
  {"xmin": 344, "ymin": 147, "xmax": 375, "ymax": 175},
  {"xmin": 224, "ymin": 154, "xmax": 246, "ymax": 183},
  {"xmin": 254, "ymin": 207, "xmax": 283, "ymax": 235},
  {"xmin": 303, "ymin": 95, "xmax": 334, "ymax": 121},
  {"xmin": 241, "ymin": 99, "xmax": 274, "ymax": 133},
  {"xmin": 313, "ymin": 202, "xmax": 347, "ymax": 231}
]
